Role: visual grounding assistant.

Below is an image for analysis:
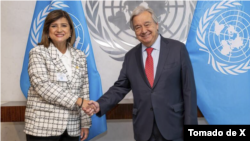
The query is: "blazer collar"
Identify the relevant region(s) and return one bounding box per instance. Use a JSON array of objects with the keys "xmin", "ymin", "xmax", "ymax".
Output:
[
  {"xmin": 153, "ymin": 35, "xmax": 169, "ymax": 88},
  {"xmin": 48, "ymin": 43, "xmax": 80, "ymax": 84},
  {"xmin": 69, "ymin": 47, "xmax": 80, "ymax": 84},
  {"xmin": 48, "ymin": 43, "xmax": 59, "ymax": 61},
  {"xmin": 135, "ymin": 43, "xmax": 152, "ymax": 88},
  {"xmin": 48, "ymin": 43, "xmax": 78, "ymax": 61}
]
